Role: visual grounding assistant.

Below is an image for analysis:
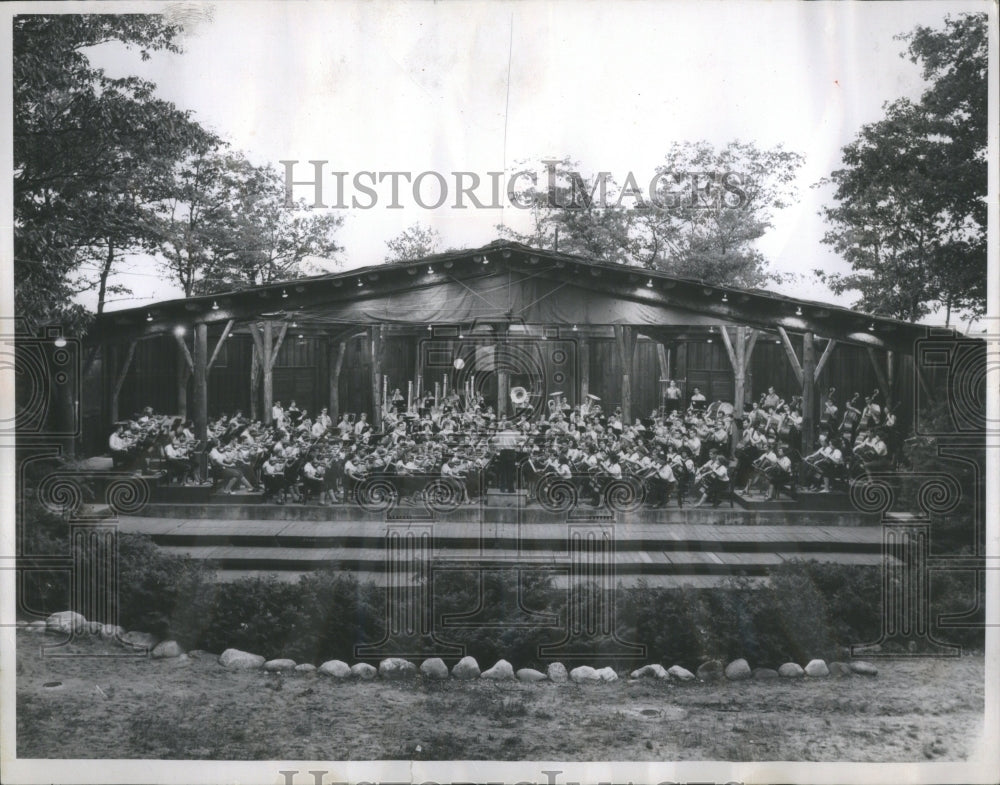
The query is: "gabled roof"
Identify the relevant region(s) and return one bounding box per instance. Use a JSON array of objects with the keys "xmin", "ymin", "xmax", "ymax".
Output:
[{"xmin": 87, "ymin": 240, "xmax": 942, "ymax": 351}]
